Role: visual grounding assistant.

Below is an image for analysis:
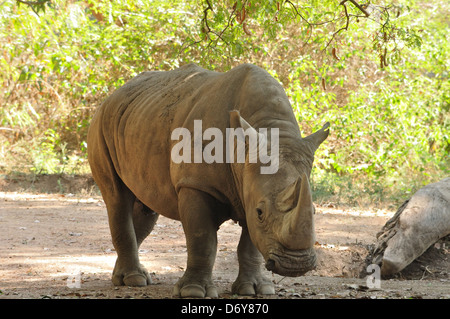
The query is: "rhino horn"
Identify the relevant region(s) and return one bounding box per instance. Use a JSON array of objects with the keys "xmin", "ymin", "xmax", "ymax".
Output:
[
  {"xmin": 303, "ymin": 122, "xmax": 330, "ymax": 151},
  {"xmin": 279, "ymin": 173, "xmax": 315, "ymax": 250},
  {"xmin": 276, "ymin": 177, "xmax": 301, "ymax": 212}
]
